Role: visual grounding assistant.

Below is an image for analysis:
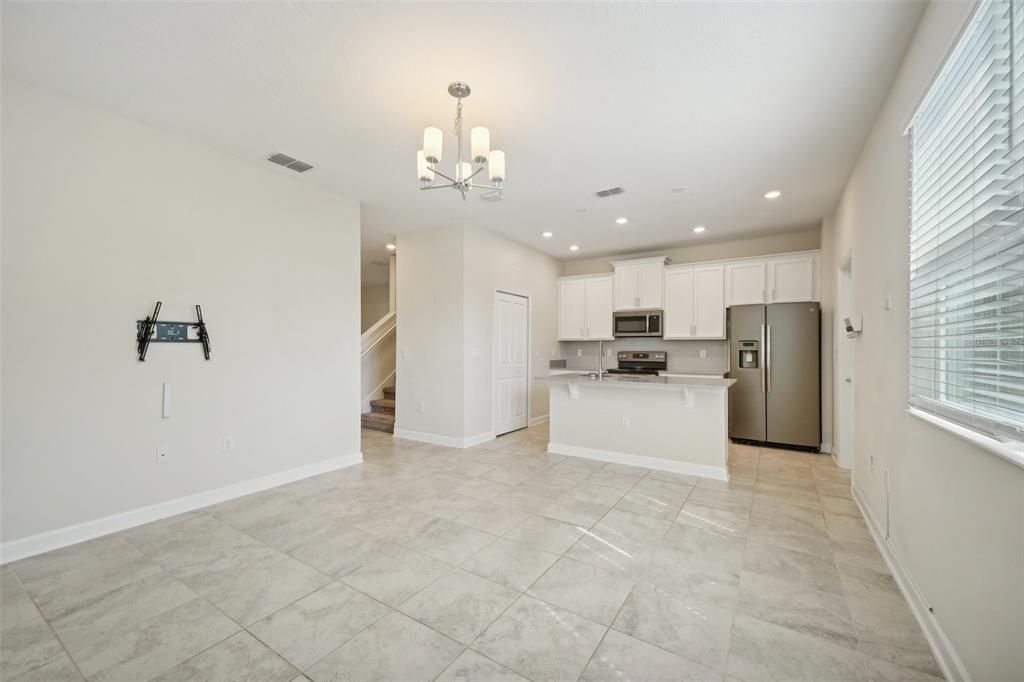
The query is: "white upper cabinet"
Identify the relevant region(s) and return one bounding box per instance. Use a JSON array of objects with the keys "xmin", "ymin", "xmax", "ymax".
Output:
[
  {"xmin": 585, "ymin": 276, "xmax": 614, "ymax": 340},
  {"xmin": 558, "ymin": 275, "xmax": 613, "ymax": 341},
  {"xmin": 663, "ymin": 267, "xmax": 695, "ymax": 338},
  {"xmin": 613, "ymin": 257, "xmax": 666, "ymax": 310},
  {"xmin": 767, "ymin": 254, "xmax": 817, "ymax": 303},
  {"xmin": 693, "ymin": 265, "xmax": 726, "ymax": 337},
  {"xmin": 558, "ymin": 278, "xmax": 587, "ymax": 340},
  {"xmin": 664, "ymin": 264, "xmax": 725, "ymax": 339},
  {"xmin": 725, "ymin": 260, "xmax": 767, "ymax": 306}
]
